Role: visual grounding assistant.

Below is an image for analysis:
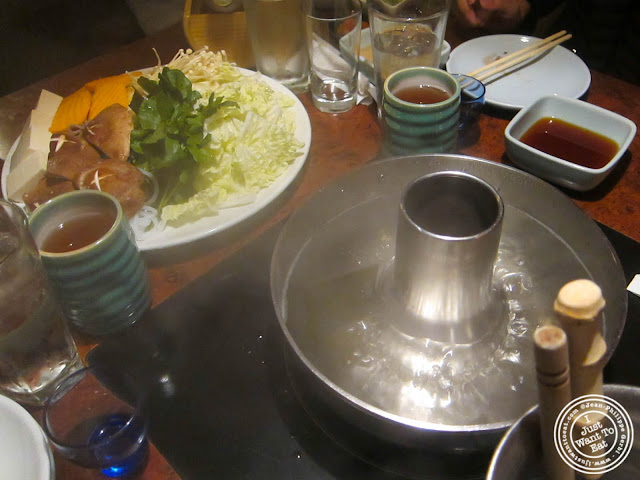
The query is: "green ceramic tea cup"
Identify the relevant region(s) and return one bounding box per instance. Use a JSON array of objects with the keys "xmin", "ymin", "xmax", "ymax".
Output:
[
  {"xmin": 383, "ymin": 66, "xmax": 461, "ymax": 154},
  {"xmin": 28, "ymin": 190, "xmax": 151, "ymax": 335}
]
